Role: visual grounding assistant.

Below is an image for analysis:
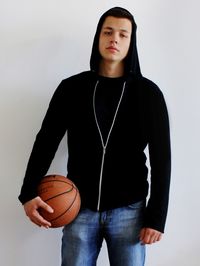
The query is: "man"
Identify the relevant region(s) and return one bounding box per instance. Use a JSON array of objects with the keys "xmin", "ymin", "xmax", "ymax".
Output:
[{"xmin": 19, "ymin": 7, "xmax": 171, "ymax": 266}]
